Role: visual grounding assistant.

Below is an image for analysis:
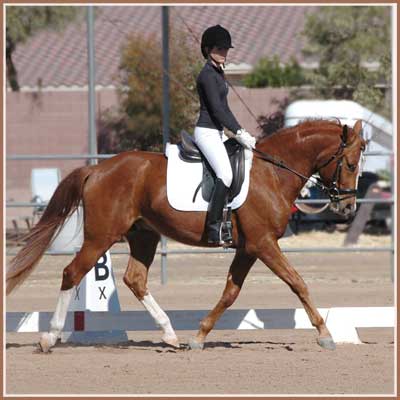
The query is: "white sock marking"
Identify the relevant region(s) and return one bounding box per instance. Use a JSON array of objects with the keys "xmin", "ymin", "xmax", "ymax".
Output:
[
  {"xmin": 47, "ymin": 288, "xmax": 73, "ymax": 344},
  {"xmin": 140, "ymin": 293, "xmax": 176, "ymax": 339}
]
